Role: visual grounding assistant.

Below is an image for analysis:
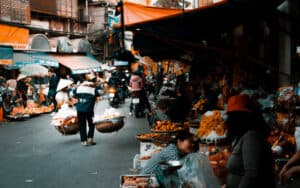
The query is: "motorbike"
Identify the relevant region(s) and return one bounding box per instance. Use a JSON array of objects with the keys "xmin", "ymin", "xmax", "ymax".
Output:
[
  {"xmin": 0, "ymin": 86, "xmax": 14, "ymax": 114},
  {"xmin": 108, "ymin": 86, "xmax": 122, "ymax": 108},
  {"xmin": 130, "ymin": 91, "xmax": 147, "ymax": 118}
]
